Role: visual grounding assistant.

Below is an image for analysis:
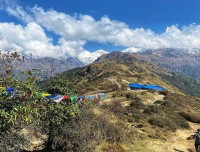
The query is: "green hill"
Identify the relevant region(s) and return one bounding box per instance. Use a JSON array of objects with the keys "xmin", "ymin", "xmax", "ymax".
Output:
[
  {"xmin": 1, "ymin": 52, "xmax": 200, "ymax": 152},
  {"xmin": 43, "ymin": 52, "xmax": 200, "ymax": 151},
  {"xmin": 53, "ymin": 52, "xmax": 200, "ymax": 97}
]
